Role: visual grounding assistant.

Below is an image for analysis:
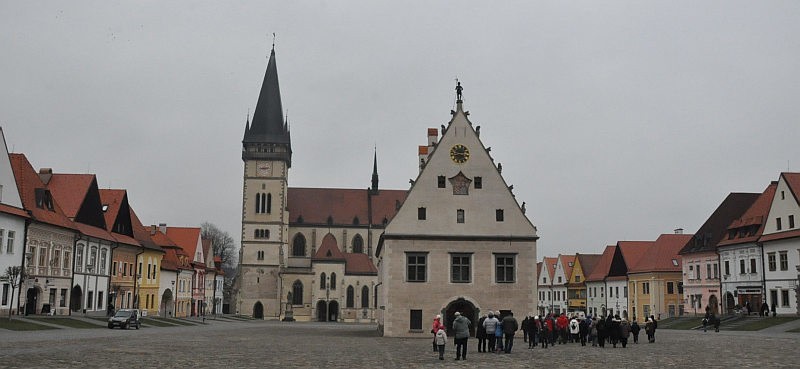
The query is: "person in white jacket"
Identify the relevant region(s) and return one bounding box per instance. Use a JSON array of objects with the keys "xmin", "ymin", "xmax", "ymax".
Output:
[
  {"xmin": 435, "ymin": 326, "xmax": 448, "ymax": 360},
  {"xmin": 482, "ymin": 311, "xmax": 500, "ymax": 352},
  {"xmin": 569, "ymin": 316, "xmax": 580, "ymax": 343}
]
